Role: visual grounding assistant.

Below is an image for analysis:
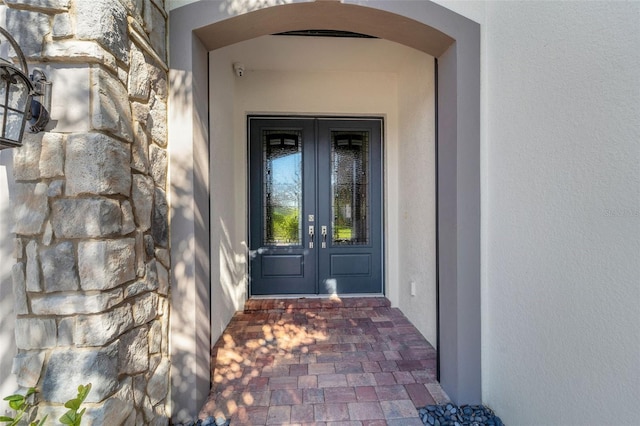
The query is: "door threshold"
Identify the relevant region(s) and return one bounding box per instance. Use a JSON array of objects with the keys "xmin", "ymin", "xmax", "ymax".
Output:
[
  {"xmin": 245, "ymin": 295, "xmax": 390, "ymax": 312},
  {"xmin": 248, "ymin": 293, "xmax": 384, "ymax": 300}
]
